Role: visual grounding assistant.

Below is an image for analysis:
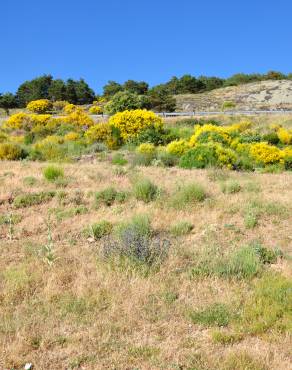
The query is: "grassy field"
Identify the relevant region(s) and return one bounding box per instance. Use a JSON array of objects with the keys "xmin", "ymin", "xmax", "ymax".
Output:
[{"xmin": 0, "ymin": 158, "xmax": 291, "ymax": 369}]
